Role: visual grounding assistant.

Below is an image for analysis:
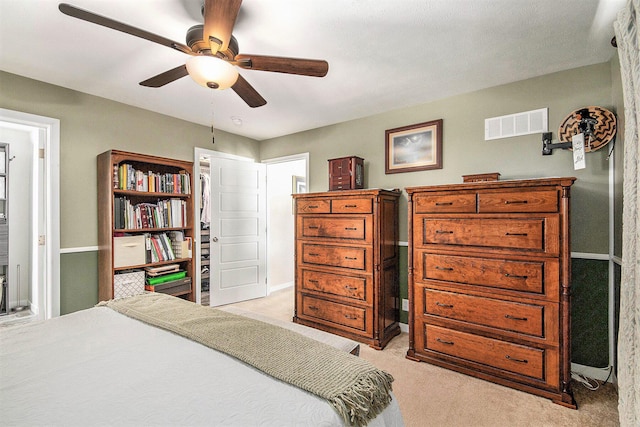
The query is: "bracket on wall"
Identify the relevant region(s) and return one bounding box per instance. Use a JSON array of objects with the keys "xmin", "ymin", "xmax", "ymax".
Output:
[{"xmin": 542, "ymin": 132, "xmax": 572, "ymax": 155}]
